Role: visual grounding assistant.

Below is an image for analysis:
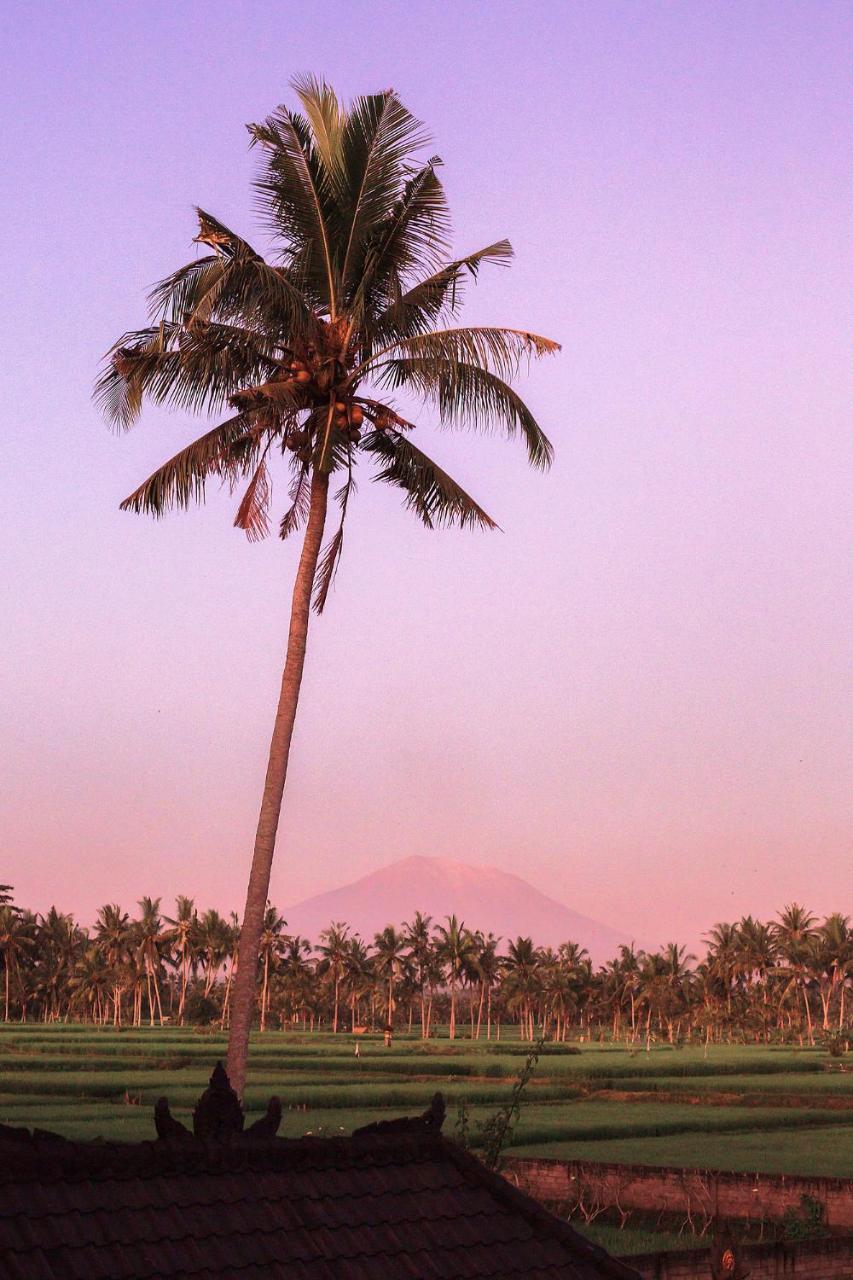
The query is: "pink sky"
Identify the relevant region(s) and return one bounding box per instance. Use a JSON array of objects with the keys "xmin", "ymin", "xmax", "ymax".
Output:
[{"xmin": 2, "ymin": 2, "xmax": 851, "ymax": 950}]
